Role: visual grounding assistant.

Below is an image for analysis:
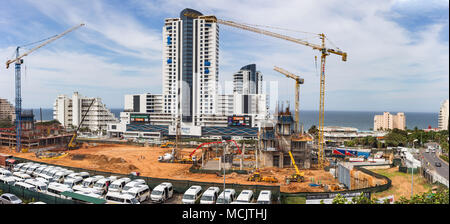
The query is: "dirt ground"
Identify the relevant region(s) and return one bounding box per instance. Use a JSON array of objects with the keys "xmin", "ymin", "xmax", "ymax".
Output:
[
  {"xmin": 372, "ymin": 167, "xmax": 432, "ymax": 200},
  {"xmin": 0, "ymin": 143, "xmax": 341, "ymax": 193}
]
